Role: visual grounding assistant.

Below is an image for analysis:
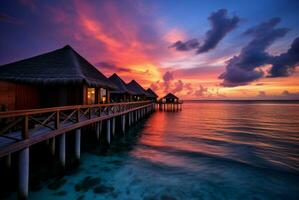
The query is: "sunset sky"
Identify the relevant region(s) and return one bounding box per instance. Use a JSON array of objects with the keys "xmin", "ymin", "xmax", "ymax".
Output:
[{"xmin": 1, "ymin": 0, "xmax": 299, "ymax": 100}]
